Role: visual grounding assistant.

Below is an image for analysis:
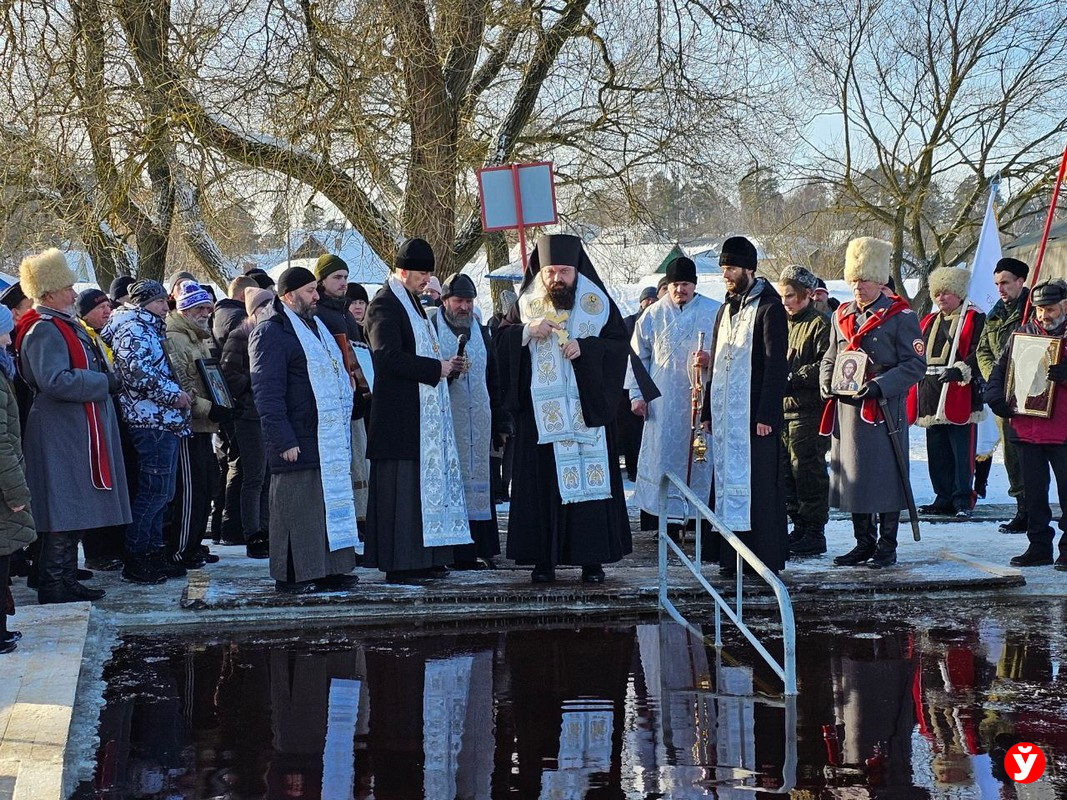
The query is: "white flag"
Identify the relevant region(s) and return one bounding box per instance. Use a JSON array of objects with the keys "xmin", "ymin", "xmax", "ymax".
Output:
[
  {"xmin": 967, "ymin": 189, "xmax": 1002, "ymax": 312},
  {"xmin": 967, "ymin": 186, "xmax": 1003, "ymax": 456}
]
